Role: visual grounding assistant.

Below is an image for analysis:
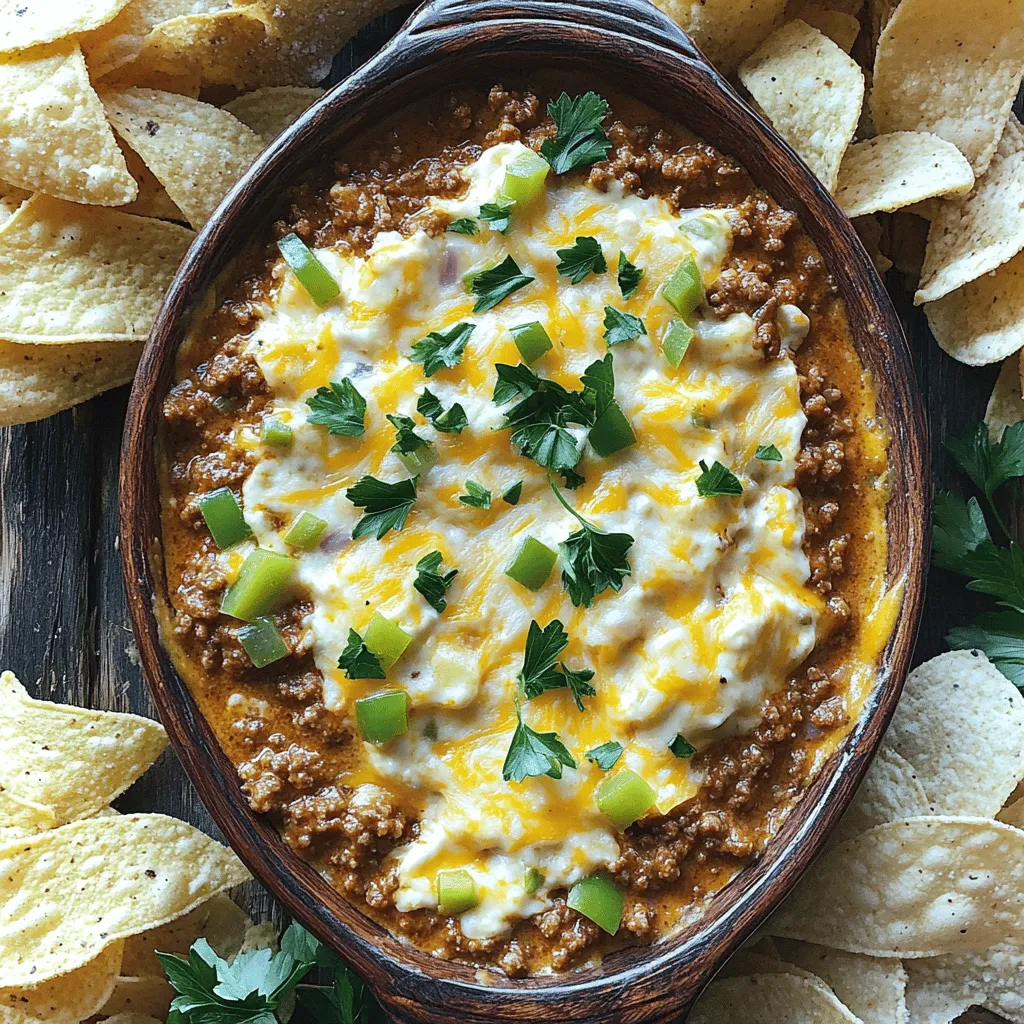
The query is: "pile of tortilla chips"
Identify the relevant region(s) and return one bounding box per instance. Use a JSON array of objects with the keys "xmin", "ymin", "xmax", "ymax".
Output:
[
  {"xmin": 687, "ymin": 649, "xmax": 1024, "ymax": 1023},
  {"xmin": 0, "ymin": 670, "xmax": 270, "ymax": 1024}
]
